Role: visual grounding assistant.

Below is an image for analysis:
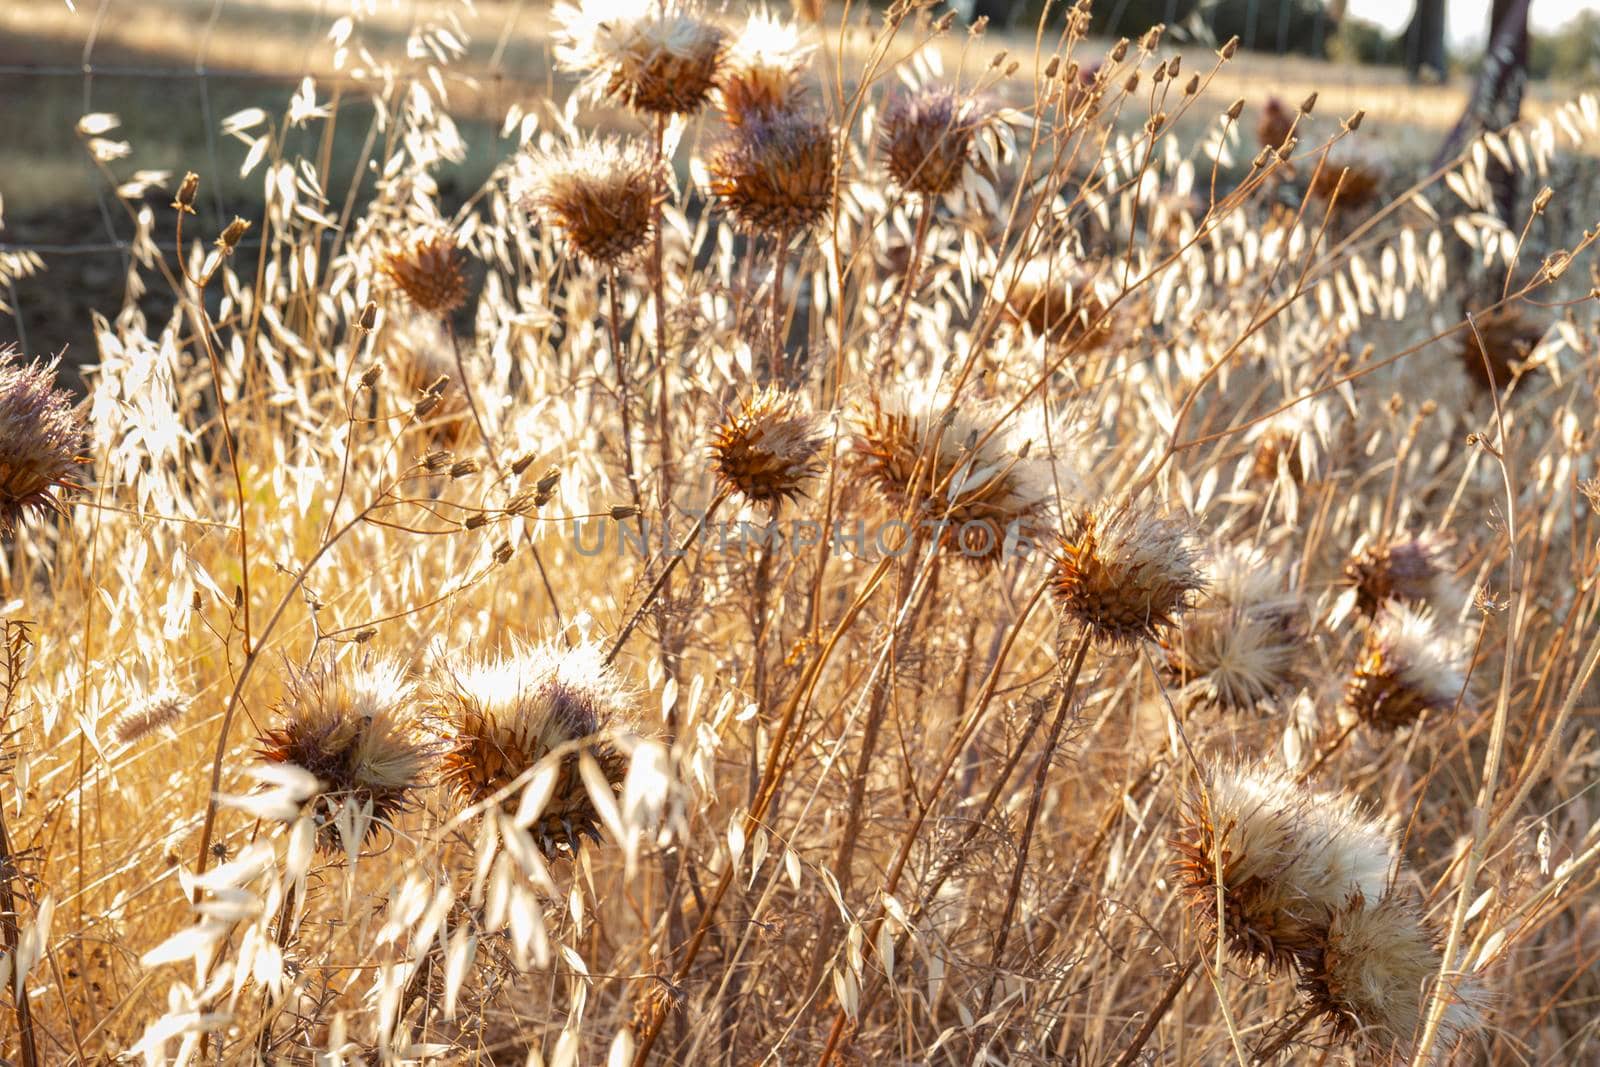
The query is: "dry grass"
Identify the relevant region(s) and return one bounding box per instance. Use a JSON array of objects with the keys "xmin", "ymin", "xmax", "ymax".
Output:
[{"xmin": 2, "ymin": 1, "xmax": 1600, "ymax": 1065}]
